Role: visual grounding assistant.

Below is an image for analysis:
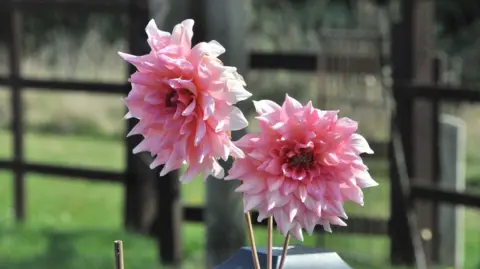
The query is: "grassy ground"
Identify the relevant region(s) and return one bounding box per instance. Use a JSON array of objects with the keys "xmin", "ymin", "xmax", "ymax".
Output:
[{"xmin": 0, "ymin": 130, "xmax": 478, "ymax": 269}]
